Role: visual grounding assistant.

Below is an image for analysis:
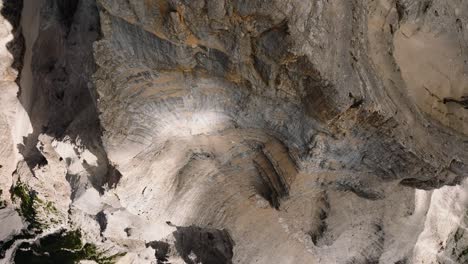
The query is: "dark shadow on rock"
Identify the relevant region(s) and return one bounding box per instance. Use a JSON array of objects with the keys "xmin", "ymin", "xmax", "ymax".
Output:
[
  {"xmin": 8, "ymin": 0, "xmax": 115, "ymax": 197},
  {"xmin": 146, "ymin": 241, "xmax": 171, "ymax": 264},
  {"xmin": 105, "ymin": 164, "xmax": 122, "ymax": 189},
  {"xmin": 65, "ymin": 172, "xmax": 81, "ymax": 201},
  {"xmin": 17, "ymin": 141, "xmax": 48, "ymax": 173},
  {"xmin": 95, "ymin": 210, "xmax": 107, "ymax": 234},
  {"xmin": 56, "ymin": 0, "xmax": 79, "ymax": 33},
  {"xmin": 1, "ymin": 0, "xmax": 25, "ymax": 87},
  {"xmin": 253, "ymin": 159, "xmax": 284, "ymax": 209},
  {"xmin": 173, "ymin": 225, "xmax": 235, "ymax": 264},
  {"xmin": 336, "ymin": 180, "xmax": 384, "ymax": 200},
  {"xmin": 308, "ymin": 199, "xmax": 329, "ymax": 246},
  {"xmin": 82, "ymin": 161, "xmax": 123, "ymax": 195}
]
